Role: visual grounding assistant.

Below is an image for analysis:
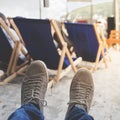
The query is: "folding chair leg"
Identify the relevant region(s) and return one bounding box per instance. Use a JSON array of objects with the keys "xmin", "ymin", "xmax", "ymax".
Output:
[
  {"xmin": 66, "ymin": 48, "xmax": 77, "ymax": 73},
  {"xmin": 101, "ymin": 47, "xmax": 108, "ymax": 68},
  {"xmin": 56, "ymin": 43, "xmax": 66, "ymax": 82},
  {"xmin": 92, "ymin": 44, "xmax": 102, "ymax": 71},
  {"xmin": 11, "ymin": 42, "xmax": 22, "ymax": 73},
  {"xmin": 0, "ymin": 65, "xmax": 27, "ymax": 85},
  {"xmin": 6, "ymin": 42, "xmax": 19, "ymax": 75},
  {"xmin": 104, "ymin": 41, "xmax": 111, "ymax": 62}
]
